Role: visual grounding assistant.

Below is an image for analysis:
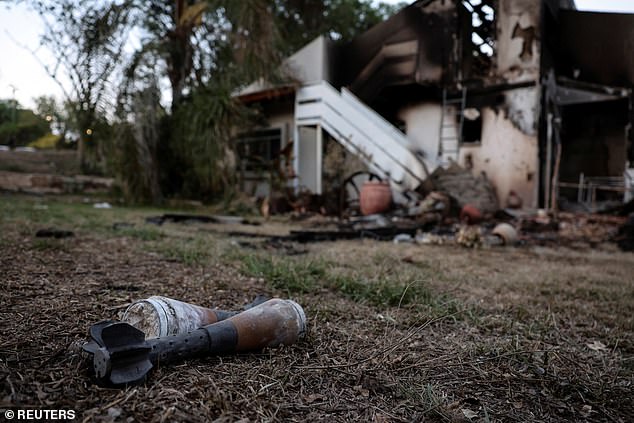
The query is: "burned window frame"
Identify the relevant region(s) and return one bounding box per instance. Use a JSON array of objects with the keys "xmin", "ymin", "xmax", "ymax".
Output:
[
  {"xmin": 459, "ymin": 0, "xmax": 497, "ymax": 79},
  {"xmin": 461, "ymin": 107, "xmax": 483, "ymax": 144}
]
